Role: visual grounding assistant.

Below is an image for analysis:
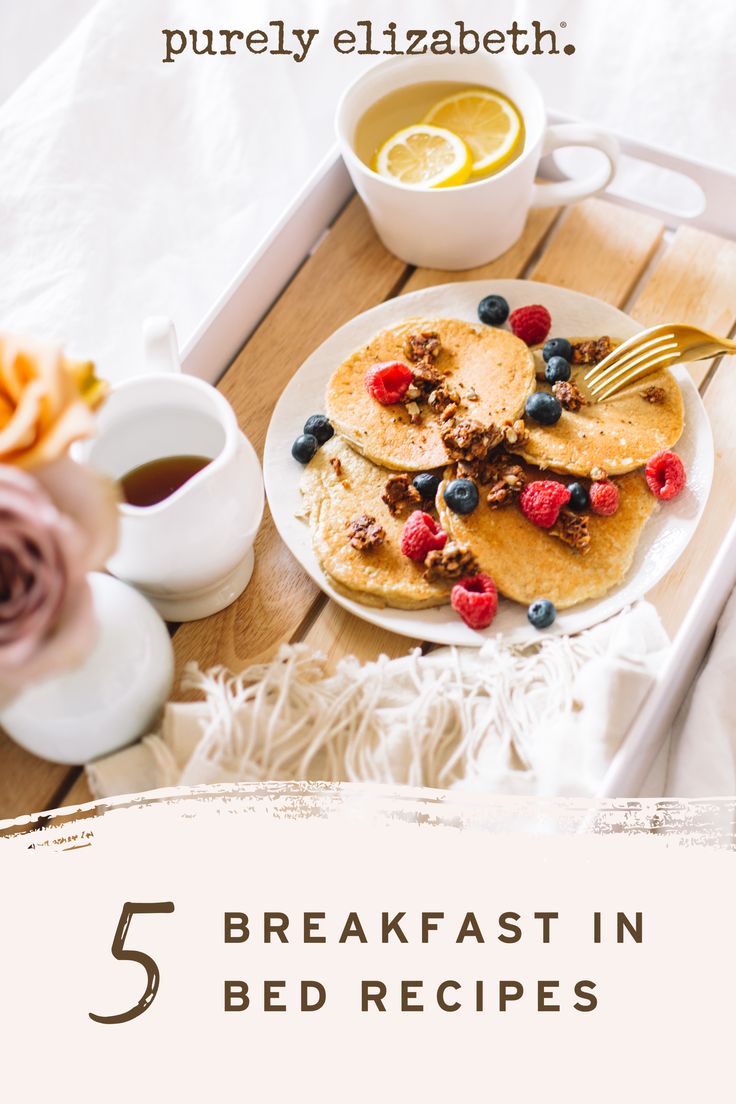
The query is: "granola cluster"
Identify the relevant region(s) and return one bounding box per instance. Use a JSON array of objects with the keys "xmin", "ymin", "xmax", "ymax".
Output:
[
  {"xmin": 404, "ymin": 400, "xmax": 423, "ymax": 425},
  {"xmin": 428, "ymin": 384, "xmax": 460, "ymax": 420},
  {"xmin": 424, "ymin": 541, "xmax": 479, "ymax": 582},
  {"xmin": 485, "ymin": 454, "xmax": 528, "ymax": 509},
  {"xmin": 405, "ymin": 331, "xmax": 444, "ymax": 400},
  {"xmin": 551, "ymin": 509, "xmax": 591, "ymax": 554},
  {"xmin": 407, "ymin": 330, "xmax": 441, "ymax": 365},
  {"xmin": 381, "ymin": 473, "xmax": 421, "ymax": 517},
  {"xmin": 571, "ymin": 336, "xmax": 614, "ymax": 366},
  {"xmin": 501, "ymin": 419, "xmax": 527, "ymax": 447},
  {"xmin": 443, "ymin": 419, "xmax": 528, "ymax": 486},
  {"xmin": 441, "ymin": 418, "xmax": 502, "ymax": 464},
  {"xmin": 640, "ymin": 385, "xmax": 666, "ymax": 404},
  {"xmin": 347, "ymin": 514, "xmax": 385, "ymax": 551},
  {"xmin": 552, "ymin": 380, "xmax": 586, "ymax": 412}
]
